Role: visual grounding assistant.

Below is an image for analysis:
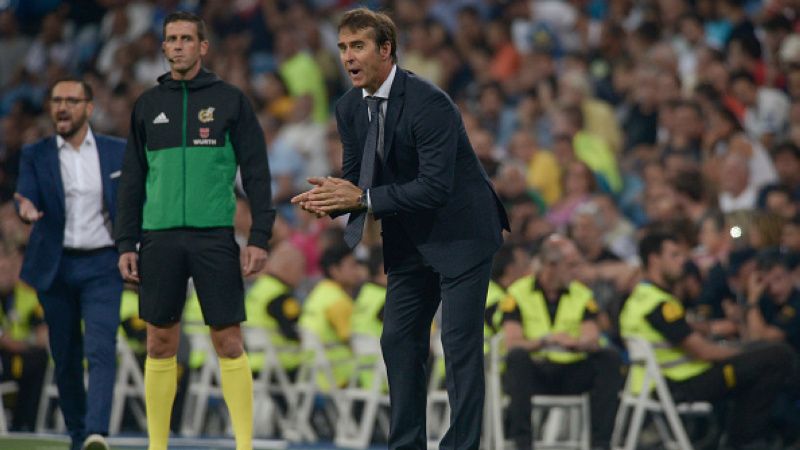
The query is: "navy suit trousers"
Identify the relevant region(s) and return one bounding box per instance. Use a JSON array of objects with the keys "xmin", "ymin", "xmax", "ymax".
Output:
[
  {"xmin": 37, "ymin": 248, "xmax": 122, "ymax": 448},
  {"xmin": 380, "ymin": 251, "xmax": 492, "ymax": 450}
]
